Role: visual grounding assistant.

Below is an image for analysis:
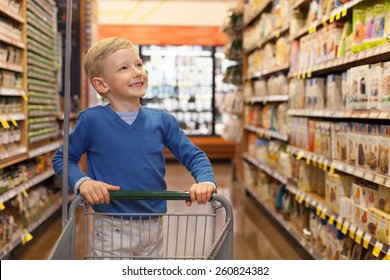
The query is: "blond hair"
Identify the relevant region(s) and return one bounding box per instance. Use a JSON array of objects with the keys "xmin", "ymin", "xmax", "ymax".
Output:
[{"xmin": 83, "ymin": 37, "xmax": 136, "ymax": 82}]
